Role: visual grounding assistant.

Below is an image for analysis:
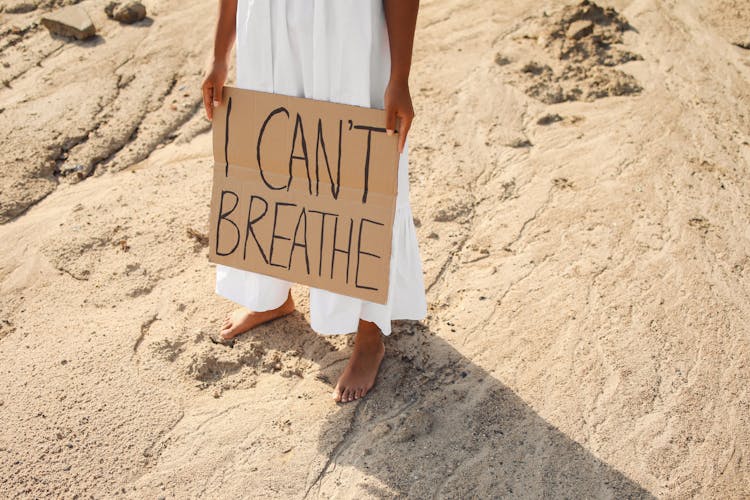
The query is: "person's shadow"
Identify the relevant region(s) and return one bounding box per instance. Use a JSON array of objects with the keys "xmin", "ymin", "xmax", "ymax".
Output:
[
  {"xmin": 235, "ymin": 313, "xmax": 655, "ymax": 499},
  {"xmin": 245, "ymin": 314, "xmax": 654, "ymax": 498}
]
